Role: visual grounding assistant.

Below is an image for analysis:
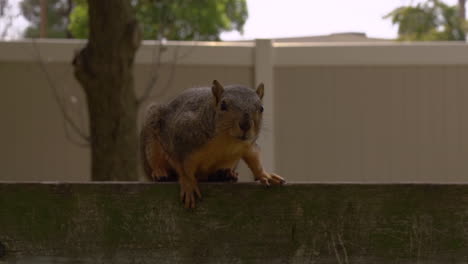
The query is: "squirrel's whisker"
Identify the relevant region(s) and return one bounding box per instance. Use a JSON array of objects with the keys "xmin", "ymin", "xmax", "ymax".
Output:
[{"xmin": 140, "ymin": 81, "xmax": 285, "ymax": 208}]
